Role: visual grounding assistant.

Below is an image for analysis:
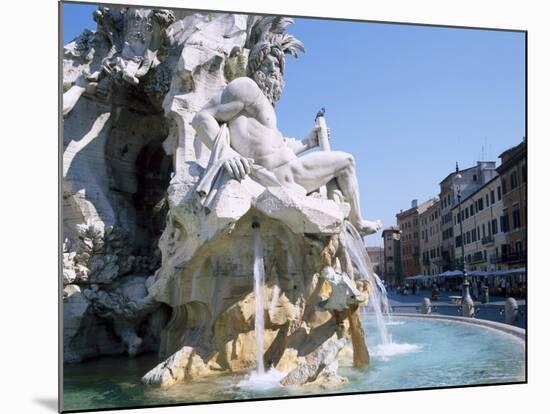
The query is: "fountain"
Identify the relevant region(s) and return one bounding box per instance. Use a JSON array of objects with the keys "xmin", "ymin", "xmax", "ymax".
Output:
[{"xmin": 61, "ymin": 7, "xmax": 526, "ymax": 412}]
